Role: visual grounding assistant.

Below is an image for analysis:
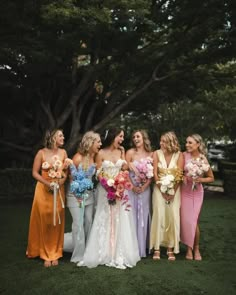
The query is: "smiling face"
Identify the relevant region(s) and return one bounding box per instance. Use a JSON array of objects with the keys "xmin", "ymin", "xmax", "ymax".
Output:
[
  {"xmin": 132, "ymin": 131, "xmax": 143, "ymax": 148},
  {"xmin": 160, "ymin": 136, "xmax": 167, "ymax": 151},
  {"xmin": 113, "ymin": 130, "xmax": 124, "ymax": 148},
  {"xmin": 186, "ymin": 136, "xmax": 200, "ymax": 153},
  {"xmin": 91, "ymin": 136, "xmax": 102, "ymax": 154},
  {"xmin": 54, "ymin": 130, "xmax": 65, "ymax": 148}
]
